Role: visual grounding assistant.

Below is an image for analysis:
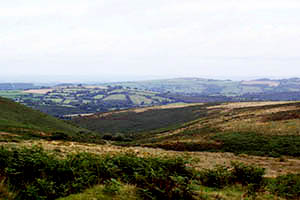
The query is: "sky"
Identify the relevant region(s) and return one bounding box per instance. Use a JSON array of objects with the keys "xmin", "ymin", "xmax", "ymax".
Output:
[{"xmin": 1, "ymin": 0, "xmax": 300, "ymax": 82}]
